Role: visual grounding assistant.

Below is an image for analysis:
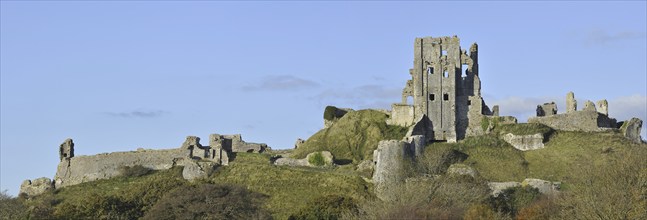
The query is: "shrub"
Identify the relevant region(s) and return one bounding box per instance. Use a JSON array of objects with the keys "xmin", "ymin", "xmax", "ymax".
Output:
[
  {"xmin": 323, "ymin": 106, "xmax": 339, "ymax": 121},
  {"xmin": 288, "ymin": 195, "xmax": 359, "ymax": 220},
  {"xmin": 308, "ymin": 152, "xmax": 326, "ymax": 166},
  {"xmin": 142, "ymin": 183, "xmax": 271, "ymax": 220},
  {"xmin": 119, "ymin": 165, "xmax": 153, "ymax": 177},
  {"xmin": 464, "ymin": 204, "xmax": 495, "ymax": 220},
  {"xmin": 0, "ymin": 190, "xmax": 28, "ymax": 219},
  {"xmin": 487, "ymin": 186, "xmax": 541, "ymax": 217}
]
